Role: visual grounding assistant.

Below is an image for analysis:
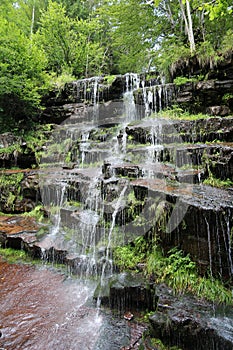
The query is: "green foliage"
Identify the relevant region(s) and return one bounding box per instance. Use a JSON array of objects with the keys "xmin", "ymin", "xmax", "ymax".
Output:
[
  {"xmin": 35, "ymin": 1, "xmax": 82, "ymax": 75},
  {"xmin": 223, "ymin": 92, "xmax": 233, "ymax": 104},
  {"xmin": 114, "ymin": 239, "xmax": 232, "ymax": 304},
  {"xmin": 196, "ymin": 41, "xmax": 219, "ymax": 67},
  {"xmin": 97, "ymin": 0, "xmax": 157, "ymax": 74},
  {"xmin": 0, "ymin": 172, "xmax": 24, "ymax": 189},
  {"xmin": 147, "ymin": 247, "xmax": 232, "ymax": 304},
  {"xmin": 156, "ymin": 42, "xmax": 191, "ymax": 79},
  {"xmin": 197, "ymin": 0, "xmax": 232, "ymax": 21},
  {"xmin": 203, "ymin": 176, "xmax": 233, "ymax": 188},
  {"xmin": 103, "ymin": 75, "xmax": 117, "ymax": 85},
  {"xmin": 0, "ymin": 13, "xmax": 49, "ymax": 128},
  {"xmin": 202, "ymin": 150, "xmax": 233, "ymax": 188},
  {"xmin": 22, "ymin": 204, "xmax": 45, "ymax": 222},
  {"xmin": 113, "ymin": 245, "xmax": 142, "ymax": 270},
  {"xmin": 173, "ymin": 76, "xmax": 204, "ymax": 86},
  {"xmin": 221, "ymin": 29, "xmax": 233, "ymax": 53},
  {"xmin": 0, "ymin": 172, "xmax": 24, "ymax": 211},
  {"xmin": 49, "ymin": 69, "xmax": 76, "ymax": 91},
  {"xmin": 0, "ymin": 247, "xmax": 32, "ymax": 264},
  {"xmin": 155, "ymin": 107, "xmax": 210, "ymax": 120},
  {"xmin": 146, "ymin": 337, "xmax": 181, "ymax": 350},
  {"xmin": 113, "ymin": 236, "xmax": 148, "ymax": 271}
]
